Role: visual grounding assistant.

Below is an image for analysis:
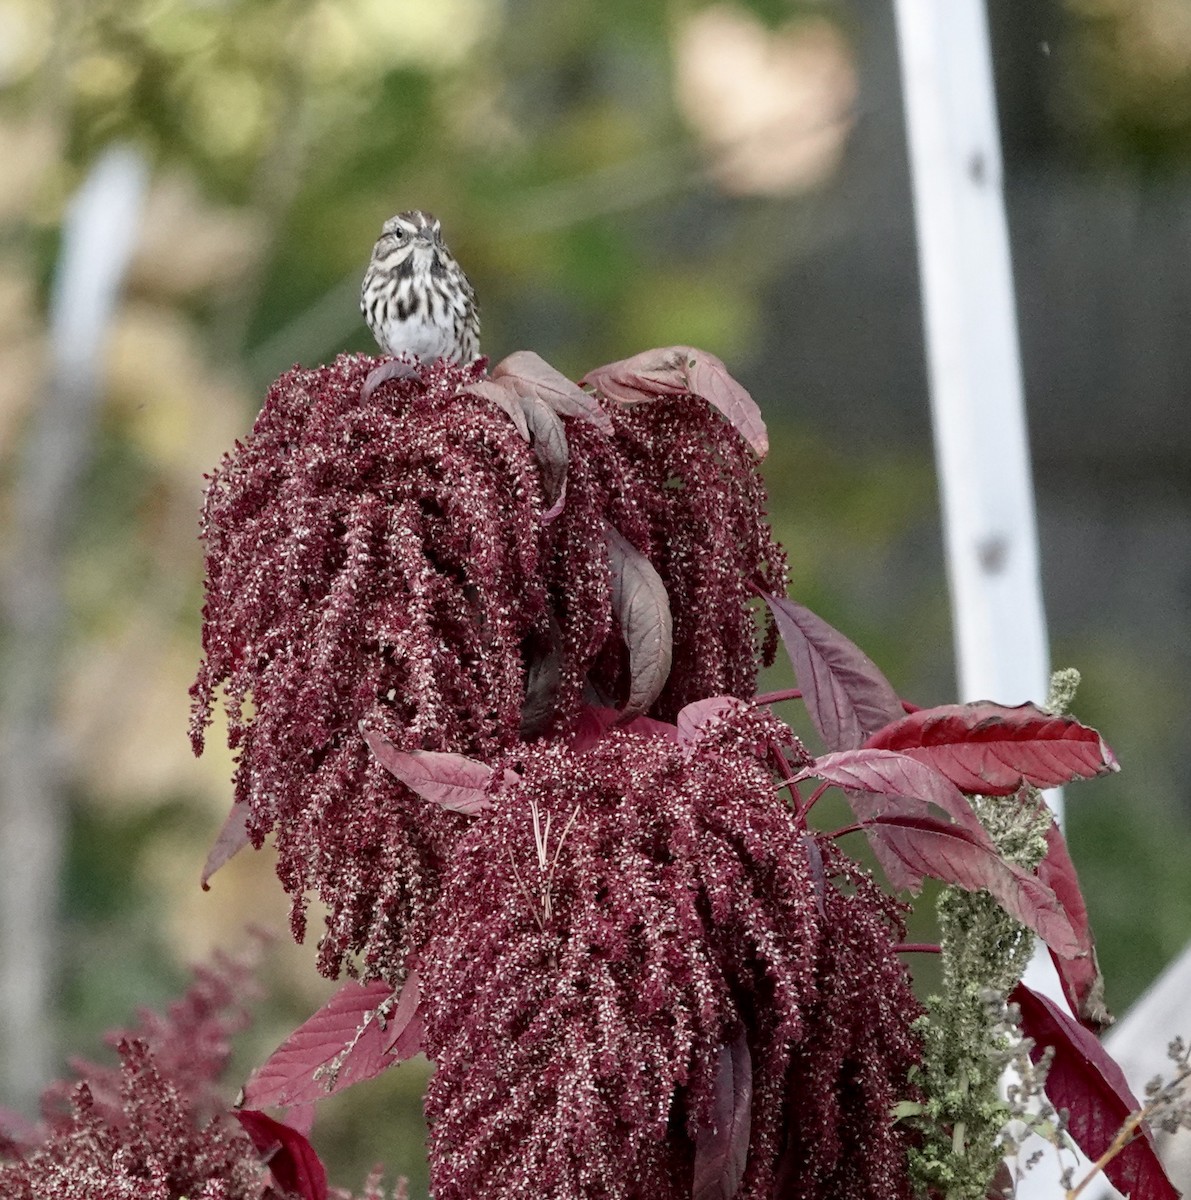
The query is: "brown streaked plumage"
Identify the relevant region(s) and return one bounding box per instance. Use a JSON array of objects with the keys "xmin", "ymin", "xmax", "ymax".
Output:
[{"xmin": 360, "ymin": 210, "xmax": 480, "ymax": 363}]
